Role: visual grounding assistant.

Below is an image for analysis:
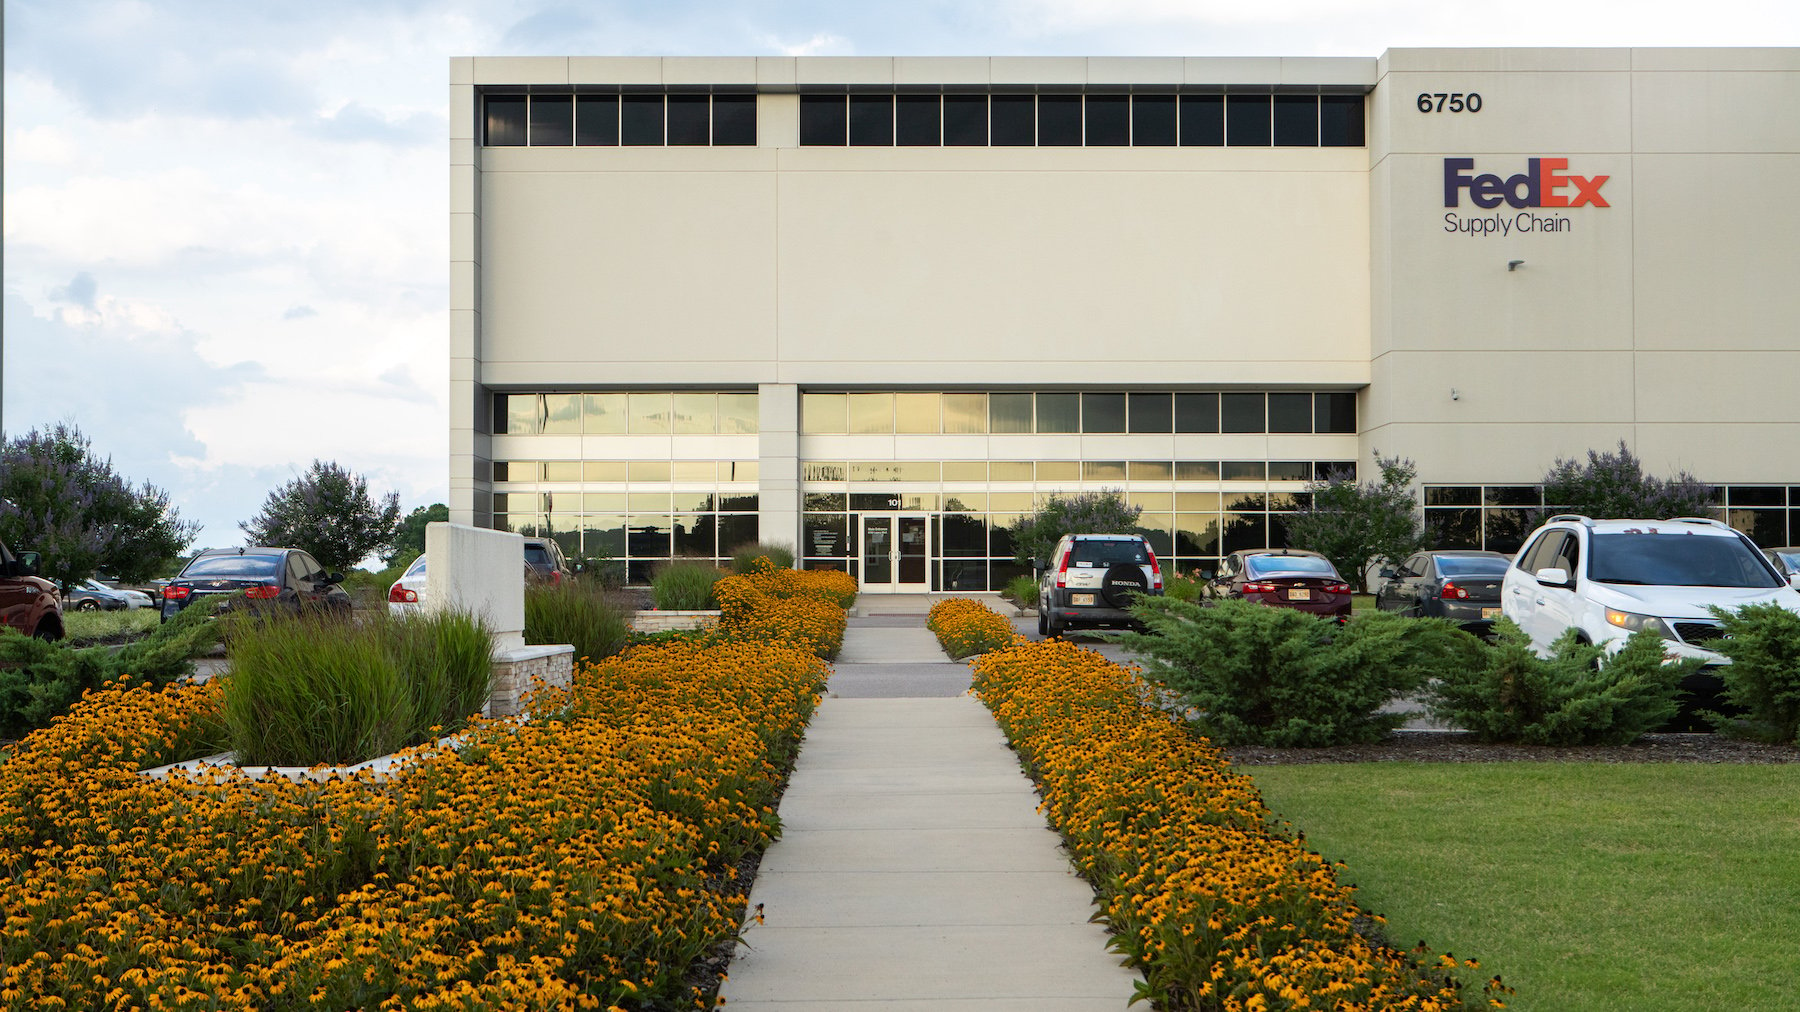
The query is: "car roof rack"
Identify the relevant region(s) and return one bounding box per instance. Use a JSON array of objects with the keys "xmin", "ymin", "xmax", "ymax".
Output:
[
  {"xmin": 1665, "ymin": 516, "xmax": 1732, "ymax": 529},
  {"xmin": 1545, "ymin": 514, "xmax": 1594, "ymax": 526}
]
